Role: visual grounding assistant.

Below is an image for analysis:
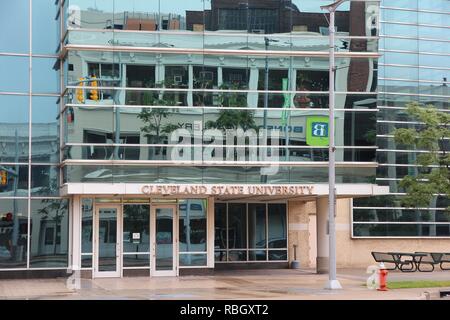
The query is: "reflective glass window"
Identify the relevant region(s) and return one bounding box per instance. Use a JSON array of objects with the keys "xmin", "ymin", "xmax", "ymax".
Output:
[
  {"xmin": 179, "ymin": 253, "xmax": 207, "ymax": 266},
  {"xmin": 268, "ymin": 204, "xmax": 287, "ymax": 248},
  {"xmin": 228, "ymin": 203, "xmax": 246, "ymax": 249},
  {"xmin": 214, "ymin": 203, "xmax": 227, "ymax": 261},
  {"xmin": 419, "ymin": 1, "xmax": 450, "ymax": 12},
  {"xmin": 30, "ymin": 165, "xmax": 59, "ymax": 196},
  {"xmin": 0, "ymin": 165, "xmax": 29, "ymax": 197},
  {"xmin": 0, "ymin": 95, "xmax": 29, "ymax": 163},
  {"xmin": 32, "ymin": 1, "xmax": 58, "ymax": 54},
  {"xmin": 0, "ymin": 199, "xmax": 28, "ymax": 269},
  {"xmin": 248, "ymin": 204, "xmax": 266, "ymax": 249},
  {"xmin": 0, "ymin": 56, "xmax": 29, "ymax": 92},
  {"xmin": 382, "ymin": 9, "xmax": 417, "ymax": 24},
  {"xmin": 32, "ymin": 58, "xmax": 59, "ymax": 94},
  {"xmin": 123, "ymin": 204, "xmax": 150, "ymax": 253},
  {"xmin": 81, "ymin": 198, "xmax": 93, "ymax": 254},
  {"xmin": 353, "ymin": 223, "xmax": 450, "ymax": 237},
  {"xmin": 32, "ymin": 96, "xmax": 59, "ymax": 163},
  {"xmin": 0, "ymin": 1, "xmax": 29, "ymax": 53},
  {"xmin": 179, "ymin": 199, "xmax": 207, "ymax": 253},
  {"xmin": 30, "ymin": 199, "xmax": 69, "ymax": 268}
]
